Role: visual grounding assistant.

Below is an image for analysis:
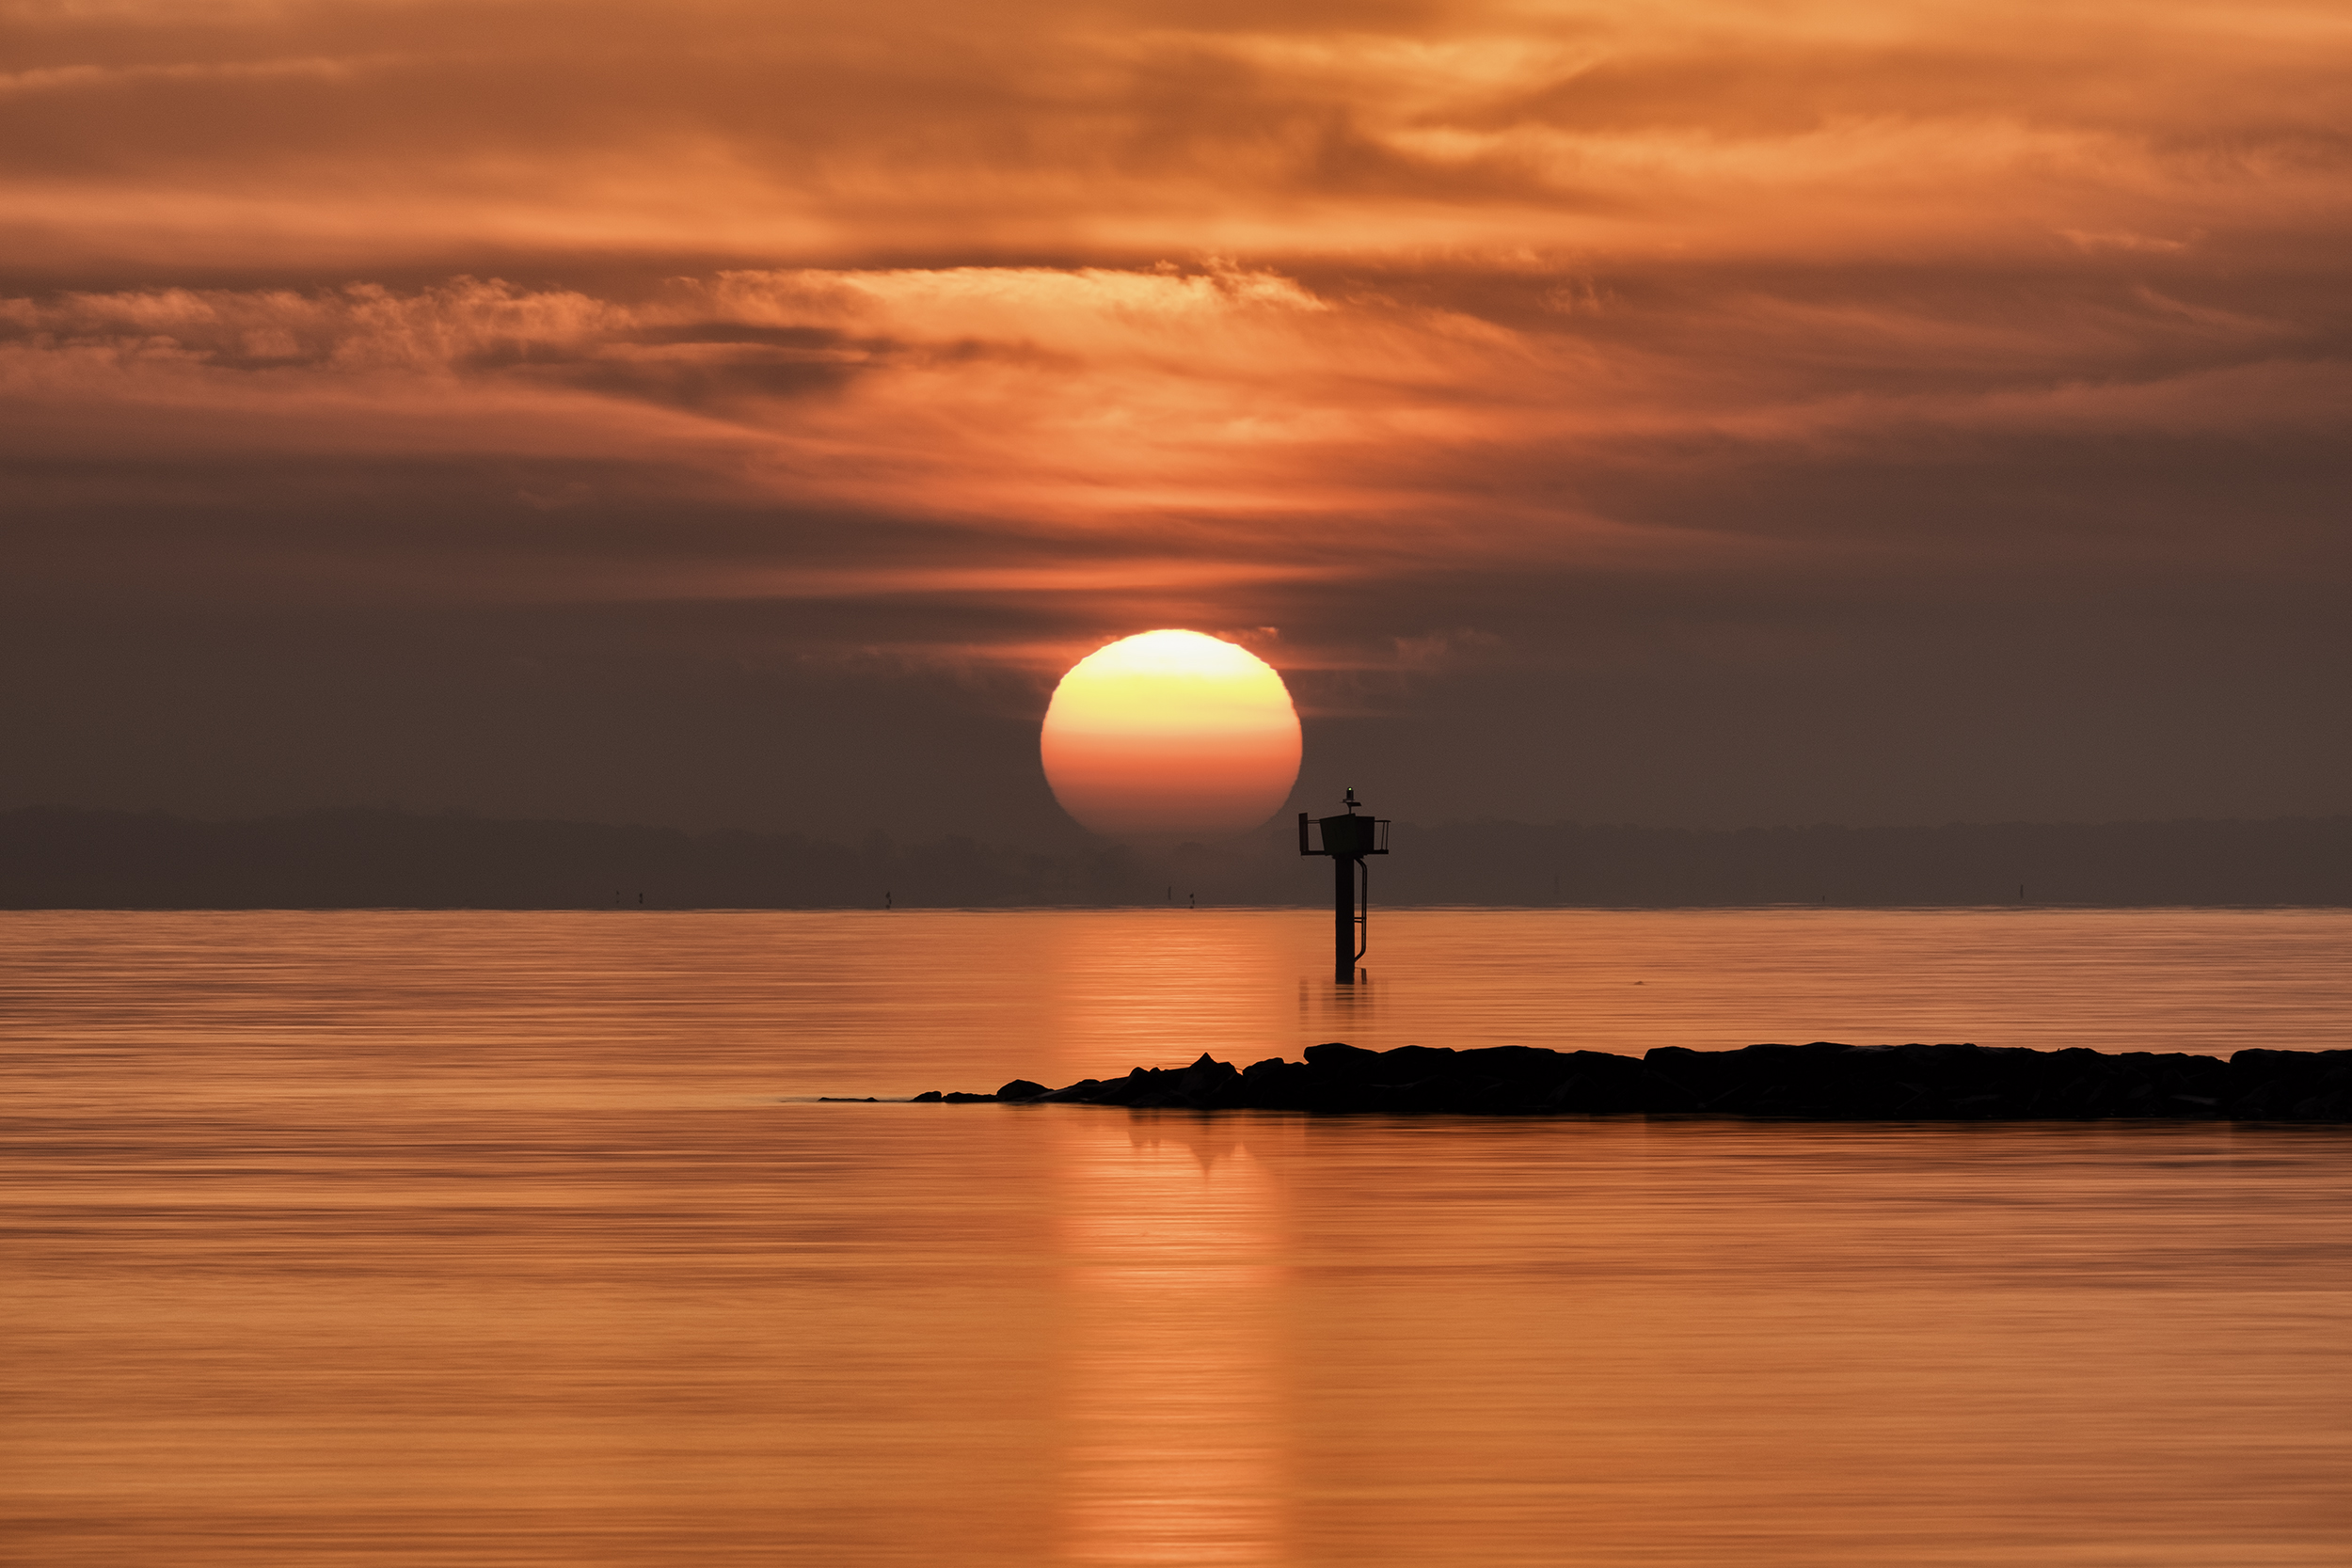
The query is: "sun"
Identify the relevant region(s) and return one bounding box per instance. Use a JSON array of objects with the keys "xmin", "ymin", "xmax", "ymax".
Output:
[{"xmin": 1041, "ymin": 630, "xmax": 1303, "ymax": 839}]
